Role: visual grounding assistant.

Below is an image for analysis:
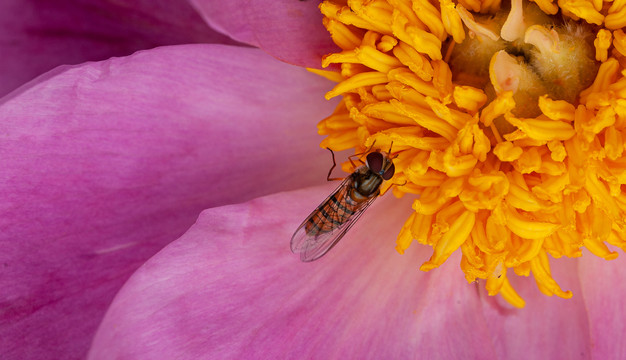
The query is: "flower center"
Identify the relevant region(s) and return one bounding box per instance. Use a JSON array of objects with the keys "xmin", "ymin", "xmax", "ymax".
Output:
[
  {"xmin": 448, "ymin": 0, "xmax": 599, "ymax": 132},
  {"xmin": 317, "ymin": 0, "xmax": 626, "ymax": 308}
]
